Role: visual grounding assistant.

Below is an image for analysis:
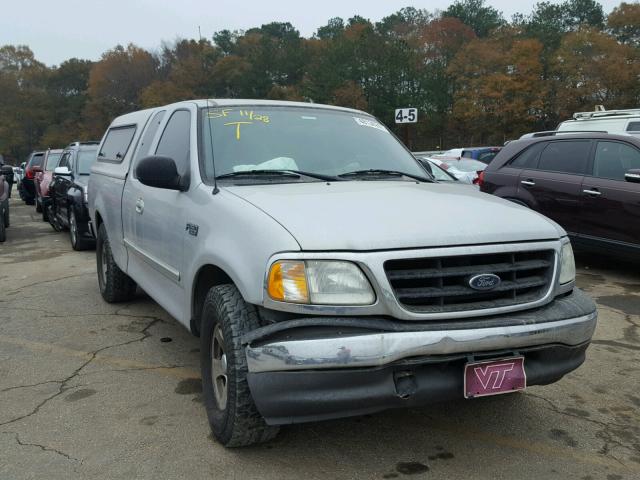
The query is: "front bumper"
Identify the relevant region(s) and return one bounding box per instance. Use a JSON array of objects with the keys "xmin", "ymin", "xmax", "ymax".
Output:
[
  {"xmin": 249, "ymin": 343, "xmax": 590, "ymax": 425},
  {"xmin": 245, "ymin": 289, "xmax": 597, "ymax": 424}
]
